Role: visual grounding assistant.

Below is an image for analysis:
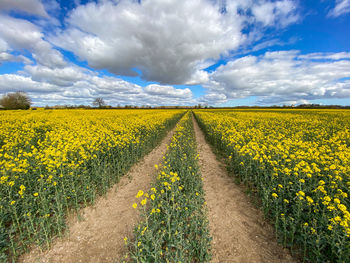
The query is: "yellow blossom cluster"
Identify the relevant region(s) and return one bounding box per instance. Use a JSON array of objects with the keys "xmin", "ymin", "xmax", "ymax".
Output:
[
  {"xmin": 194, "ymin": 109, "xmax": 350, "ymax": 262},
  {"xmin": 126, "ymin": 112, "xmax": 211, "ymax": 261},
  {"xmin": 0, "ymin": 109, "xmax": 184, "ymax": 260}
]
